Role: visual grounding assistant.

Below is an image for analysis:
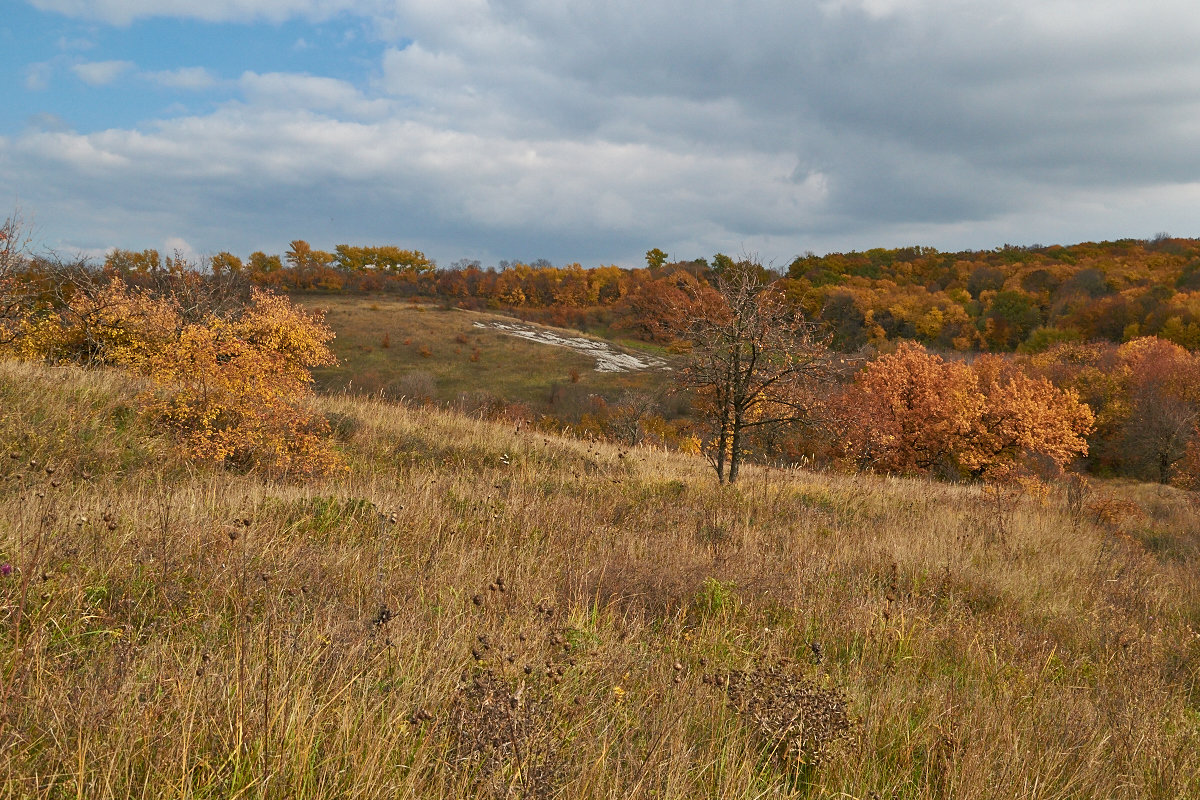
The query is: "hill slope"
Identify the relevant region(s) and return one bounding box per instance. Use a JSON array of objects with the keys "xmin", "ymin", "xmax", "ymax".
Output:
[
  {"xmin": 1, "ymin": 359, "xmax": 1198, "ymax": 799},
  {"xmin": 295, "ymin": 294, "xmax": 671, "ymax": 412}
]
